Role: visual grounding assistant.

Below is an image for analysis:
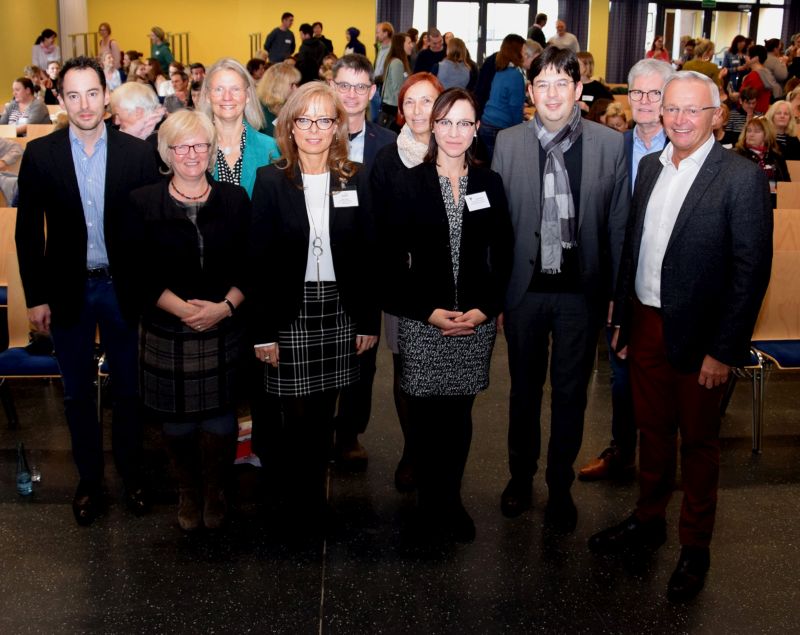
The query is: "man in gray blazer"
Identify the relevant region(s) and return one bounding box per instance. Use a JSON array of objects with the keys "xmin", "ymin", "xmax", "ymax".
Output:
[
  {"xmin": 492, "ymin": 47, "xmax": 629, "ymax": 532},
  {"xmin": 589, "ymin": 72, "xmax": 772, "ymax": 602}
]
